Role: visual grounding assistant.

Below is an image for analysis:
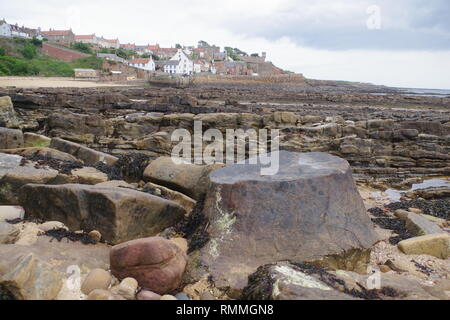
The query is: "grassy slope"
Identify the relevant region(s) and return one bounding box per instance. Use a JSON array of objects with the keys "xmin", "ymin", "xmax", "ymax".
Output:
[{"xmin": 0, "ymin": 37, "xmax": 103, "ymax": 77}]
